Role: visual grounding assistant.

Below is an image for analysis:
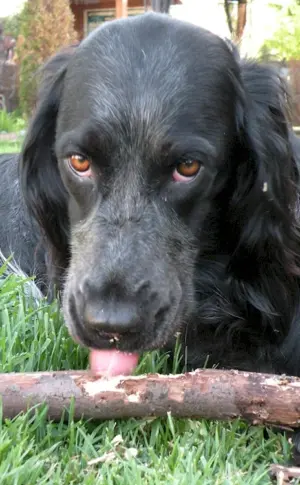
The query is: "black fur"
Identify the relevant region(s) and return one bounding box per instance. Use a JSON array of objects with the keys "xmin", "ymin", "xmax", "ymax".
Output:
[
  {"xmin": 2, "ymin": 13, "xmax": 300, "ymax": 379},
  {"xmin": 0, "ymin": 153, "xmax": 48, "ymax": 292}
]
